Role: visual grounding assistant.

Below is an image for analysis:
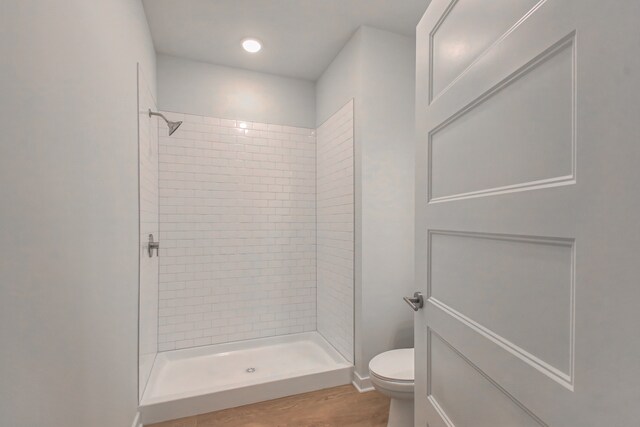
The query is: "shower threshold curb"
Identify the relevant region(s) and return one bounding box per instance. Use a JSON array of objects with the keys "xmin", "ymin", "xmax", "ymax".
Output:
[{"xmin": 139, "ymin": 332, "xmax": 353, "ymax": 424}]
